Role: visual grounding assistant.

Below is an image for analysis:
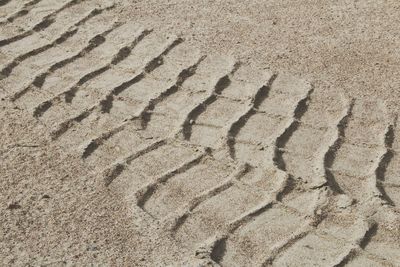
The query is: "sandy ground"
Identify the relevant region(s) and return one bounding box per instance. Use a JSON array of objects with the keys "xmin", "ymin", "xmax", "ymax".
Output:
[{"xmin": 1, "ymin": 0, "xmax": 400, "ymax": 266}]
